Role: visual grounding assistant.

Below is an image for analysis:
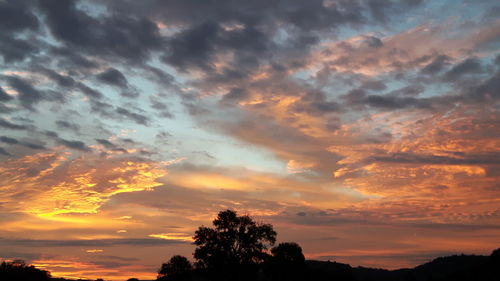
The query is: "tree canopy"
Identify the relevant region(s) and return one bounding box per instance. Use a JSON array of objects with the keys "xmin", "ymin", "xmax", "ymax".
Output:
[
  {"xmin": 0, "ymin": 260, "xmax": 51, "ymax": 281},
  {"xmin": 192, "ymin": 209, "xmax": 276, "ymax": 280},
  {"xmin": 271, "ymin": 242, "xmax": 305, "ymax": 264},
  {"xmin": 268, "ymin": 242, "xmax": 306, "ymax": 281},
  {"xmin": 158, "ymin": 255, "xmax": 192, "ymax": 281}
]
